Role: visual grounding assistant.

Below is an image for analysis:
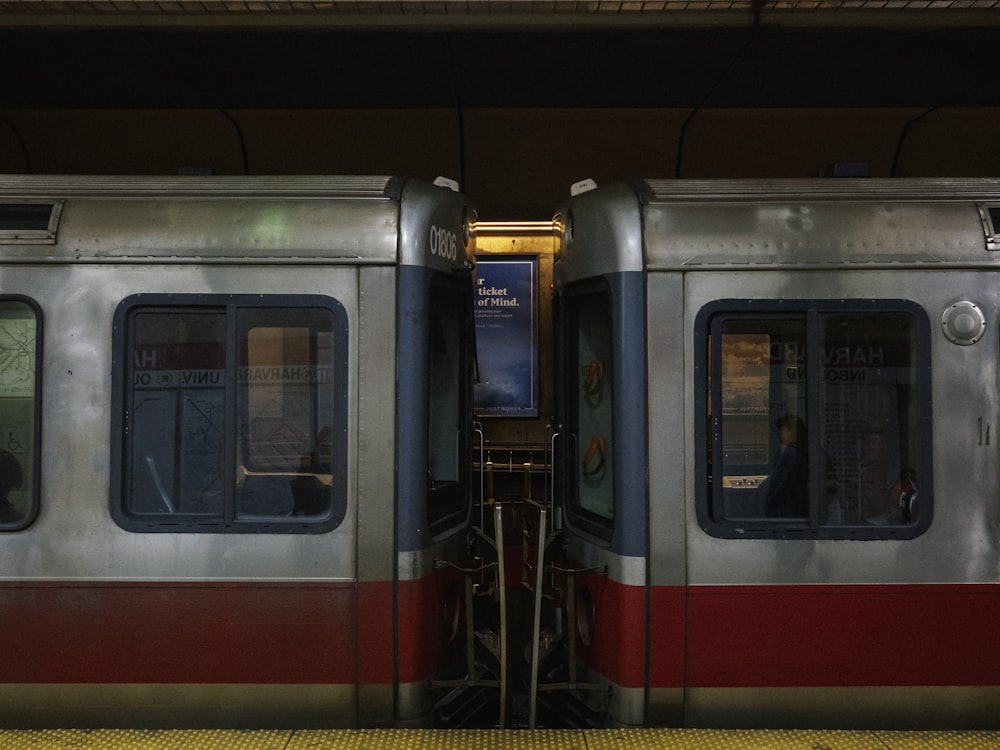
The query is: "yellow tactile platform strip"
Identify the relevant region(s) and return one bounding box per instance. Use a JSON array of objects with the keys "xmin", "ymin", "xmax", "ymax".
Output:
[{"xmin": 0, "ymin": 729, "xmax": 999, "ymax": 750}]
